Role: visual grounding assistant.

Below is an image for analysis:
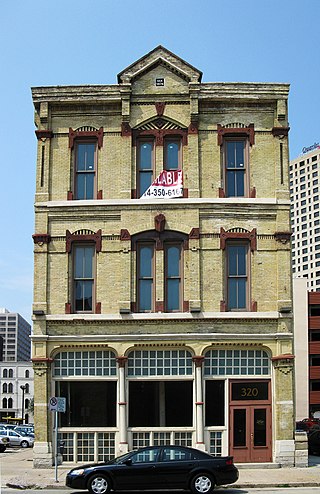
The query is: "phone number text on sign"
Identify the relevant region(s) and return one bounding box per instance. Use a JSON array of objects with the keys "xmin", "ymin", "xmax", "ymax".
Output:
[{"xmin": 144, "ymin": 187, "xmax": 183, "ymax": 198}]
